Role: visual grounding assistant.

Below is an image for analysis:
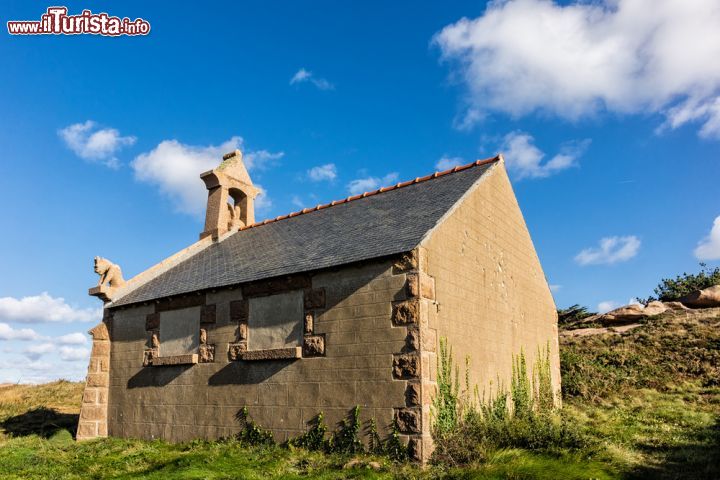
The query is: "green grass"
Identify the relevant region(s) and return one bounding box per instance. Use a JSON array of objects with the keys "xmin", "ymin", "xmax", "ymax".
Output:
[
  {"xmin": 565, "ymin": 386, "xmax": 720, "ymax": 479},
  {"xmin": 0, "ymin": 309, "xmax": 717, "ymax": 479},
  {"xmin": 0, "ymin": 434, "xmax": 411, "ymax": 479},
  {"xmin": 559, "ymin": 310, "xmax": 720, "ymax": 479}
]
